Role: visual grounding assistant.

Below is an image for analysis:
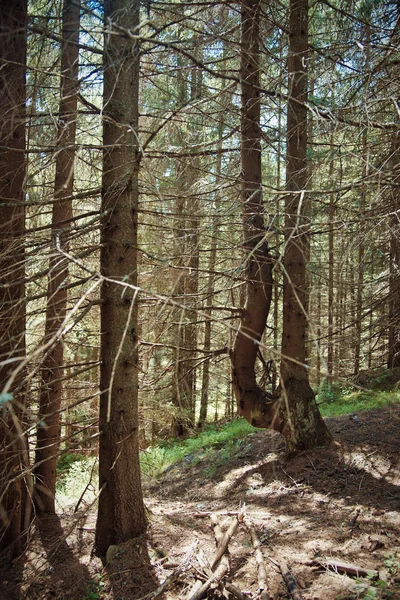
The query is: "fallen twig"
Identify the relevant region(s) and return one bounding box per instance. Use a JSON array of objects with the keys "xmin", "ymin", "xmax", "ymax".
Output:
[
  {"xmin": 187, "ymin": 513, "xmax": 243, "ymax": 600},
  {"xmin": 269, "ymin": 557, "xmax": 303, "ymax": 600},
  {"xmin": 211, "ymin": 512, "xmax": 243, "ymax": 570},
  {"xmin": 243, "ymin": 516, "xmax": 271, "ymax": 600},
  {"xmin": 225, "ymin": 581, "xmax": 246, "ymax": 600},
  {"xmin": 187, "ymin": 561, "xmax": 229, "ymax": 600},
  {"xmin": 306, "ymin": 559, "xmax": 379, "ymax": 580}
]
